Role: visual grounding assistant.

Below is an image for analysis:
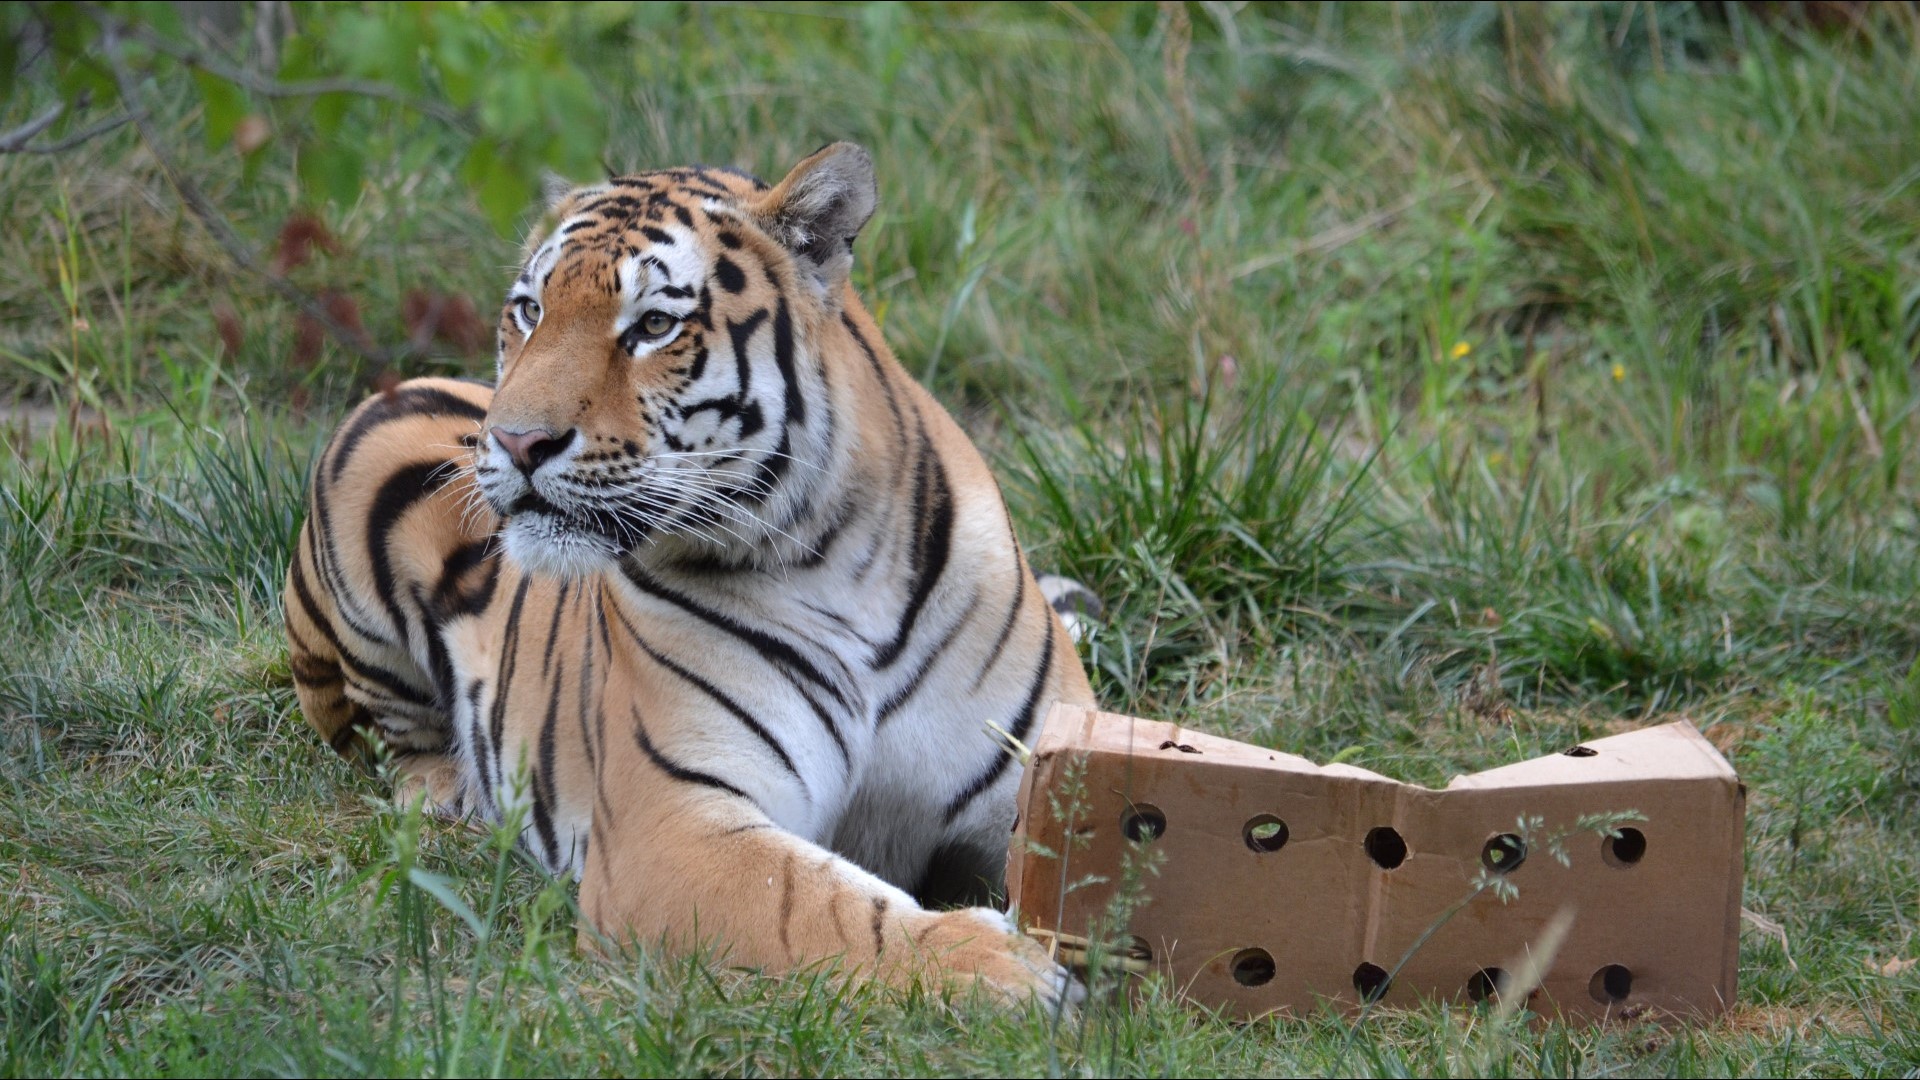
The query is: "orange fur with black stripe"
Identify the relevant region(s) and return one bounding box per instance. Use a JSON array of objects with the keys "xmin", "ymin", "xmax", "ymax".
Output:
[{"xmin": 284, "ymin": 144, "xmax": 1094, "ymax": 1003}]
